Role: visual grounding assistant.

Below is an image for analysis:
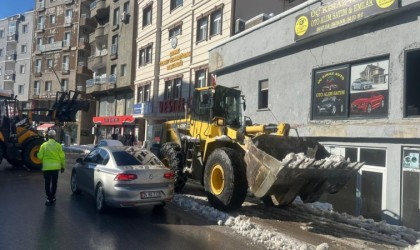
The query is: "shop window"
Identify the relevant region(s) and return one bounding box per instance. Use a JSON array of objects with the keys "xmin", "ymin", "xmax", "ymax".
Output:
[
  {"xmin": 143, "ymin": 4, "xmax": 152, "ymax": 27},
  {"xmin": 360, "ymin": 148, "xmax": 386, "ymax": 167},
  {"xmin": 170, "ymin": 0, "xmax": 182, "ymax": 11},
  {"xmin": 405, "ymin": 50, "xmax": 420, "ymax": 116},
  {"xmin": 312, "ymin": 58, "xmax": 389, "ymax": 120},
  {"xmin": 258, "ymin": 79, "xmax": 268, "ymax": 109}
]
